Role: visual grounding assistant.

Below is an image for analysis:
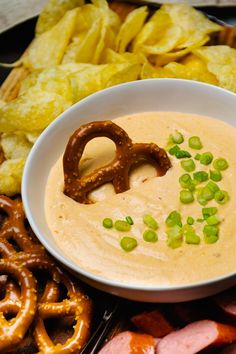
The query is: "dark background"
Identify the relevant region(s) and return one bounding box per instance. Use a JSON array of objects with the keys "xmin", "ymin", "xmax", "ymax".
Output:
[{"xmin": 0, "ymin": 7, "xmax": 236, "ymax": 85}]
